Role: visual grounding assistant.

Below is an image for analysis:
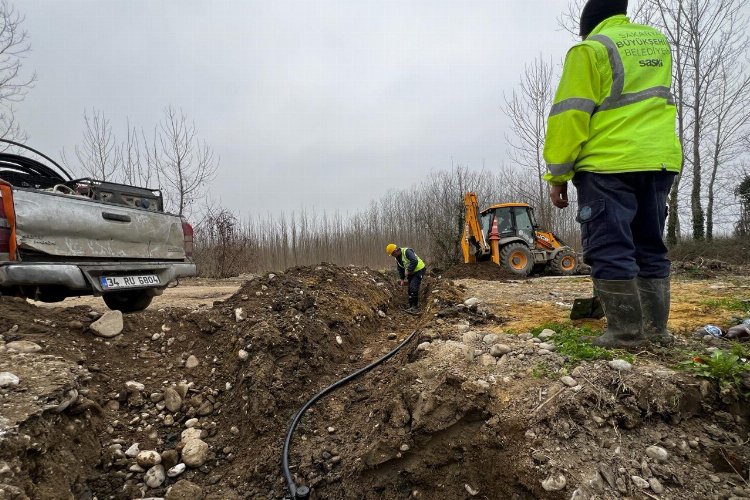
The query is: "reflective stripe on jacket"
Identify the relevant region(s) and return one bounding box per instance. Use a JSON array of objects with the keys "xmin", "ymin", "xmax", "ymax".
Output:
[{"xmin": 543, "ymin": 15, "xmax": 683, "ymax": 185}]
